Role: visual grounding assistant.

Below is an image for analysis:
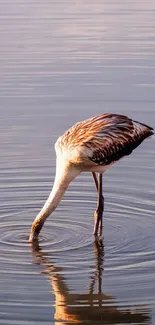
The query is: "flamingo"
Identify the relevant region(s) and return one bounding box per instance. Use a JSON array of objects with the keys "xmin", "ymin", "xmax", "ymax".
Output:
[{"xmin": 29, "ymin": 113, "xmax": 154, "ymax": 242}]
